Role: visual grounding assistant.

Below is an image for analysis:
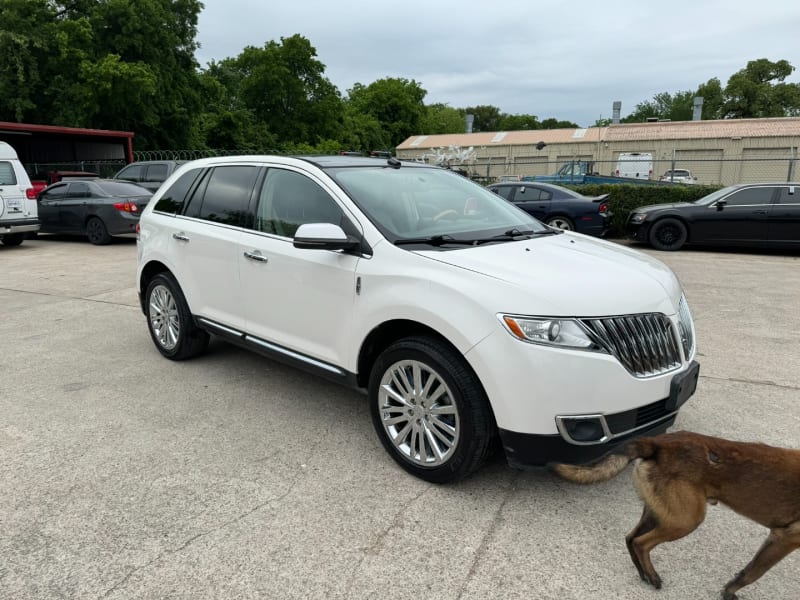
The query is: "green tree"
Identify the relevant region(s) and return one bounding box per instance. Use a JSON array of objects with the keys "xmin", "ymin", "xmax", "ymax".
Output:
[
  {"xmin": 722, "ymin": 58, "xmax": 800, "ymax": 118},
  {"xmin": 464, "ymin": 105, "xmax": 502, "ymax": 132},
  {"xmin": 419, "ymin": 103, "xmax": 465, "ymax": 134},
  {"xmin": 695, "ymin": 78, "xmax": 724, "ymax": 120},
  {"xmin": 498, "ymin": 113, "xmax": 541, "ymax": 130},
  {"xmin": 622, "ymin": 91, "xmax": 695, "ymax": 122},
  {"xmin": 346, "ymin": 77, "xmax": 427, "ymax": 148}
]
